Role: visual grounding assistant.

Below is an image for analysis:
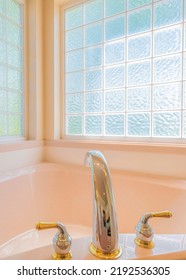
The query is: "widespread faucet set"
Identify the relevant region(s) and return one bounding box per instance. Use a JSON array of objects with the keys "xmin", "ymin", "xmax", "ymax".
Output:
[{"xmin": 36, "ymin": 150, "xmax": 172, "ymax": 260}]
